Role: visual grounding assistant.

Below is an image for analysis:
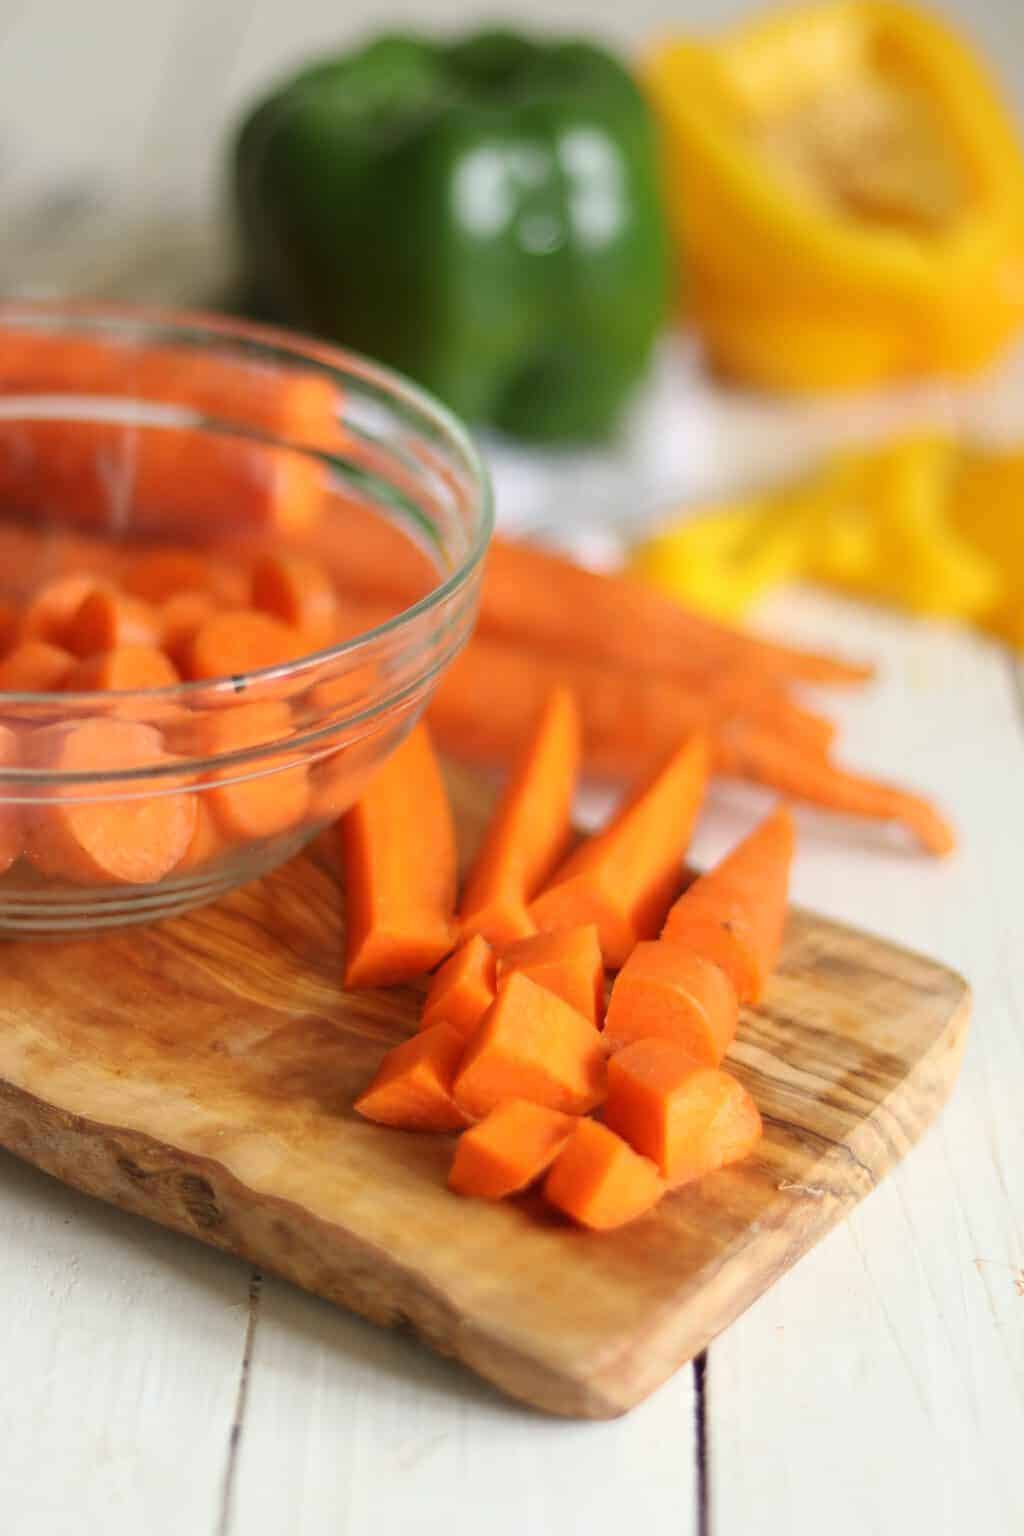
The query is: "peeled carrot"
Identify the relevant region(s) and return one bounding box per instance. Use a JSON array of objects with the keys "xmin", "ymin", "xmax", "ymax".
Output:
[
  {"xmin": 172, "ymin": 794, "xmax": 224, "ymax": 874},
  {"xmin": 0, "ymin": 600, "xmax": 19, "ymax": 657},
  {"xmin": 661, "ymin": 806, "xmax": 795, "ymax": 1005},
  {"xmin": 353, "ymin": 1022, "xmax": 468, "ymax": 1132},
  {"xmin": 497, "ymin": 925, "xmax": 605, "ymax": 1028},
  {"xmin": 159, "ymin": 591, "xmax": 219, "ymax": 670},
  {"xmin": 531, "ymin": 734, "xmax": 710, "ymax": 968},
  {"xmin": 604, "ymin": 1039, "xmax": 762, "ymax": 1184},
  {"xmin": 421, "ymin": 934, "xmax": 496, "ymax": 1040},
  {"xmin": 0, "ymin": 641, "xmax": 75, "ymax": 692},
  {"xmin": 193, "ymin": 700, "xmax": 309, "ymax": 842},
  {"xmin": 123, "ymin": 549, "xmax": 244, "ymax": 607},
  {"xmin": 251, "ymin": 552, "xmax": 339, "ymax": 647},
  {"xmin": 458, "ymin": 685, "xmax": 580, "ymax": 946},
  {"xmin": 603, "ymin": 943, "xmax": 739, "ymax": 1065},
  {"xmin": 543, "ymin": 1118, "xmax": 664, "ymax": 1231},
  {"xmin": 448, "ymin": 1100, "xmax": 575, "ymax": 1200},
  {"xmin": 64, "ymin": 645, "xmax": 181, "ymax": 697},
  {"xmin": 0, "ymin": 723, "xmax": 21, "ymax": 873},
  {"xmin": 64, "ymin": 590, "xmax": 160, "ymax": 657},
  {"xmin": 453, "ymin": 972, "xmax": 606, "ymax": 1120},
  {"xmin": 339, "ymin": 723, "xmax": 457, "ymax": 988},
  {"xmin": 25, "ymin": 718, "xmax": 197, "ymax": 885},
  {"xmin": 22, "ymin": 575, "xmax": 103, "ymax": 643},
  {"xmin": 185, "ymin": 608, "xmax": 306, "ymax": 681}
]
